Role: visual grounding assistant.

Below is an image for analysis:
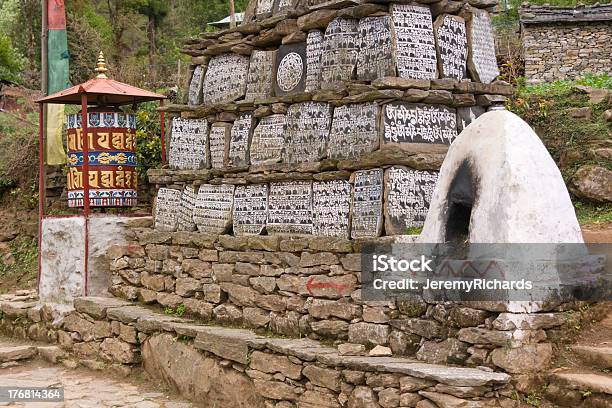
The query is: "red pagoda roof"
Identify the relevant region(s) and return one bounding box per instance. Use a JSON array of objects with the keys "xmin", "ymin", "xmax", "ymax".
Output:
[{"xmin": 36, "ymin": 52, "xmax": 166, "ymax": 105}]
